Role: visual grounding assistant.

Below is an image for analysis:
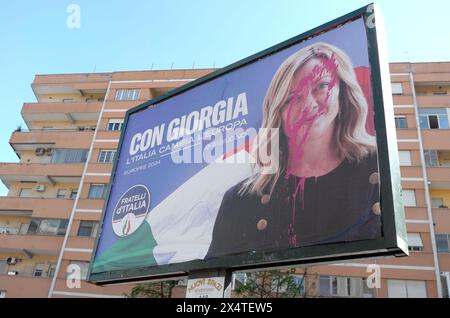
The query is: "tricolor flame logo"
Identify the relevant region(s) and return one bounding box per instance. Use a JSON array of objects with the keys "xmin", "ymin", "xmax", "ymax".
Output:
[{"xmin": 122, "ymin": 217, "xmax": 131, "ymax": 235}]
